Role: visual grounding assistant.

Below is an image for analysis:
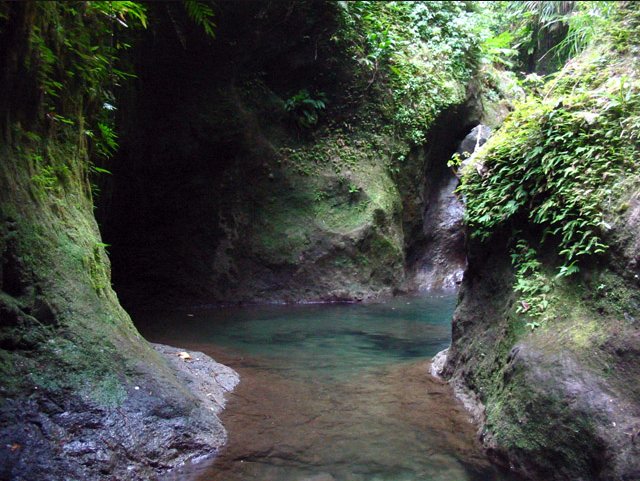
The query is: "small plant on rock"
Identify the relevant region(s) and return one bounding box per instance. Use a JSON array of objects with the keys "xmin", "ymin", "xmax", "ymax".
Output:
[{"xmin": 284, "ymin": 89, "xmax": 327, "ymax": 128}]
